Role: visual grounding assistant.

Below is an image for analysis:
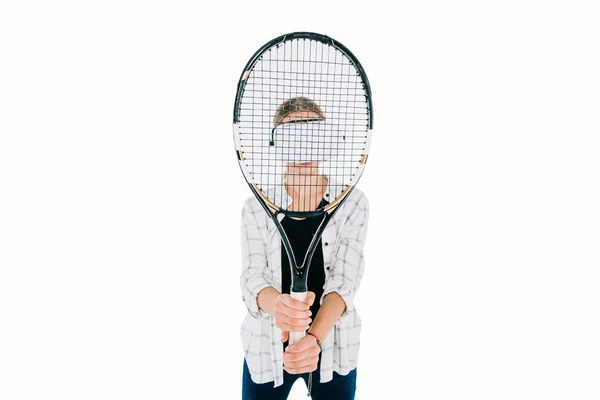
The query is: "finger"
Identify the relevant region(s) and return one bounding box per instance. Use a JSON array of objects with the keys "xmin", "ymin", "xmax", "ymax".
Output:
[
  {"xmin": 284, "ymin": 355, "xmax": 319, "ymax": 369},
  {"xmin": 285, "ymin": 364, "xmax": 318, "ymax": 374},
  {"xmin": 275, "ymin": 310, "xmax": 312, "ymax": 326},
  {"xmin": 283, "ymin": 348, "xmax": 319, "ymax": 363},
  {"xmin": 274, "ymin": 311, "xmax": 312, "ymax": 328},
  {"xmin": 280, "ymin": 331, "xmax": 289, "ymax": 342},
  {"xmin": 282, "ymin": 295, "xmax": 311, "ymax": 311},
  {"xmin": 274, "ymin": 319, "xmax": 310, "ymax": 333},
  {"xmin": 275, "ymin": 305, "xmax": 311, "ymax": 321},
  {"xmin": 275, "ymin": 321, "xmax": 309, "ymax": 332},
  {"xmin": 283, "ymin": 357, "xmax": 319, "ymax": 374},
  {"xmin": 305, "ymin": 291, "xmax": 316, "ymax": 307},
  {"xmin": 285, "ymin": 336, "xmax": 319, "ymax": 353},
  {"xmin": 275, "ymin": 300, "xmax": 311, "ymax": 319}
]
